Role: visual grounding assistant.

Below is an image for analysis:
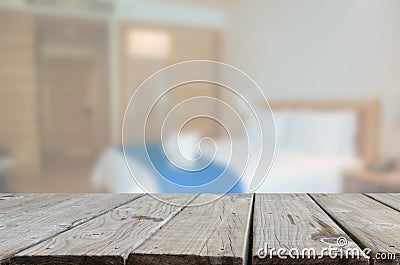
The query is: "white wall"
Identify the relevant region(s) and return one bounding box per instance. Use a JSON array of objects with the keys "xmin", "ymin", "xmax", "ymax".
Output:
[
  {"xmin": 223, "ymin": 0, "xmax": 400, "ymax": 99},
  {"xmin": 222, "ymin": 0, "xmax": 400, "ymax": 155}
]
